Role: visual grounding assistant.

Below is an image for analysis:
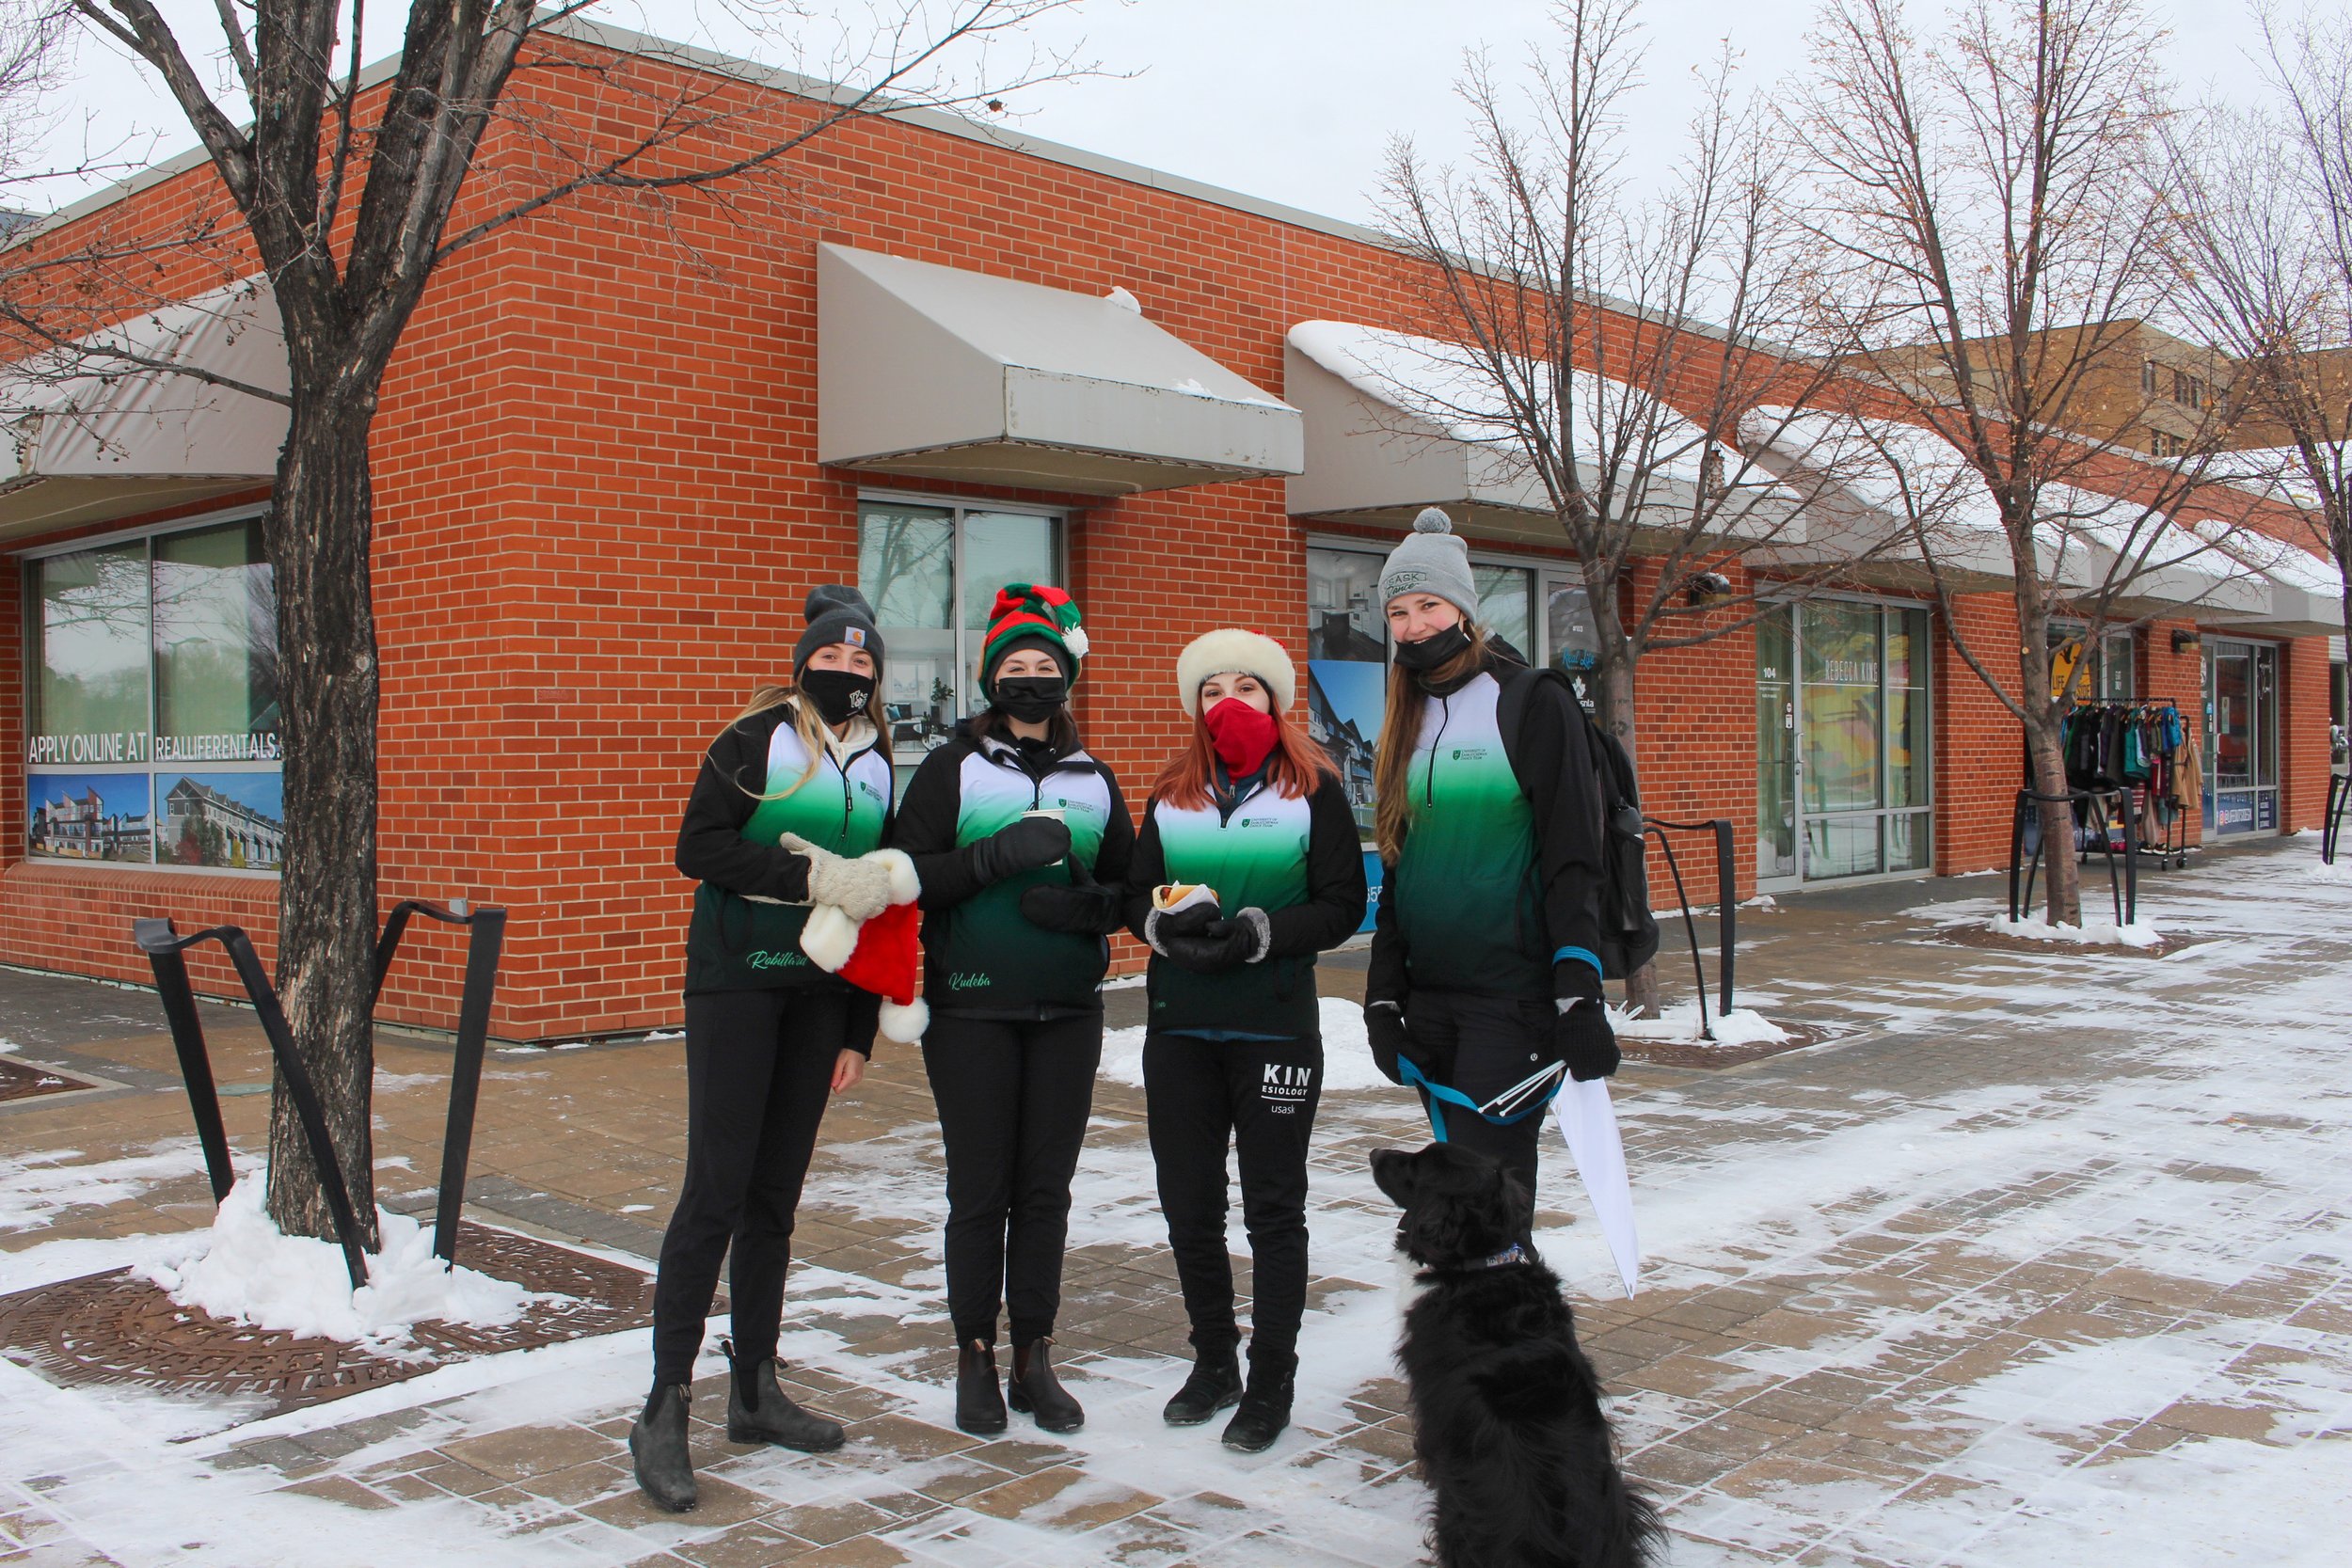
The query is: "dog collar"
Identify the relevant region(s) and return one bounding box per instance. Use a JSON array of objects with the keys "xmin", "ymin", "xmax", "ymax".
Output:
[{"xmin": 1474, "ymin": 1243, "xmax": 1528, "ymax": 1270}]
